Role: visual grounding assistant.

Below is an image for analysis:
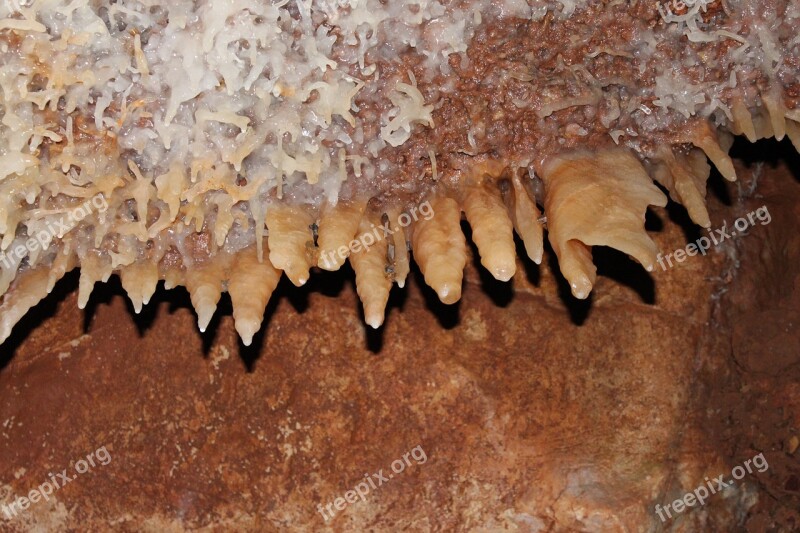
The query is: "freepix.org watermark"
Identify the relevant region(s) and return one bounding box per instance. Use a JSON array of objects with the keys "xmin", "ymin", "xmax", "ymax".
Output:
[
  {"xmin": 2, "ymin": 445, "xmax": 112, "ymax": 520},
  {"xmin": 655, "ymin": 452, "xmax": 769, "ymax": 523},
  {"xmin": 316, "ymin": 444, "xmax": 427, "ymax": 522},
  {"xmin": 0, "ymin": 194, "xmax": 108, "ymax": 271},
  {"xmin": 319, "ymin": 201, "xmax": 434, "ymax": 269},
  {"xmin": 656, "ymin": 205, "xmax": 771, "ymax": 271}
]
